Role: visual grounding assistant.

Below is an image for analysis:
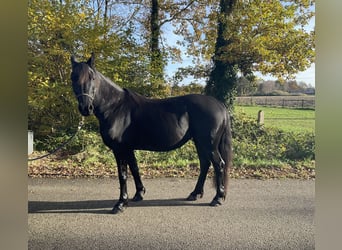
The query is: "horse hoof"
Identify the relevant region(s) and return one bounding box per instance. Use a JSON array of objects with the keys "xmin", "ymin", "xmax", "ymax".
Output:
[
  {"xmin": 132, "ymin": 193, "xmax": 143, "ymax": 202},
  {"xmin": 209, "ymin": 198, "xmax": 223, "ymax": 207},
  {"xmin": 110, "ymin": 201, "xmax": 127, "ymax": 214},
  {"xmin": 186, "ymin": 194, "xmax": 197, "ymax": 201},
  {"xmin": 132, "ymin": 188, "xmax": 146, "ymax": 202},
  {"xmin": 186, "ymin": 192, "xmax": 203, "ymax": 201},
  {"xmin": 110, "ymin": 206, "xmax": 124, "ymax": 214}
]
